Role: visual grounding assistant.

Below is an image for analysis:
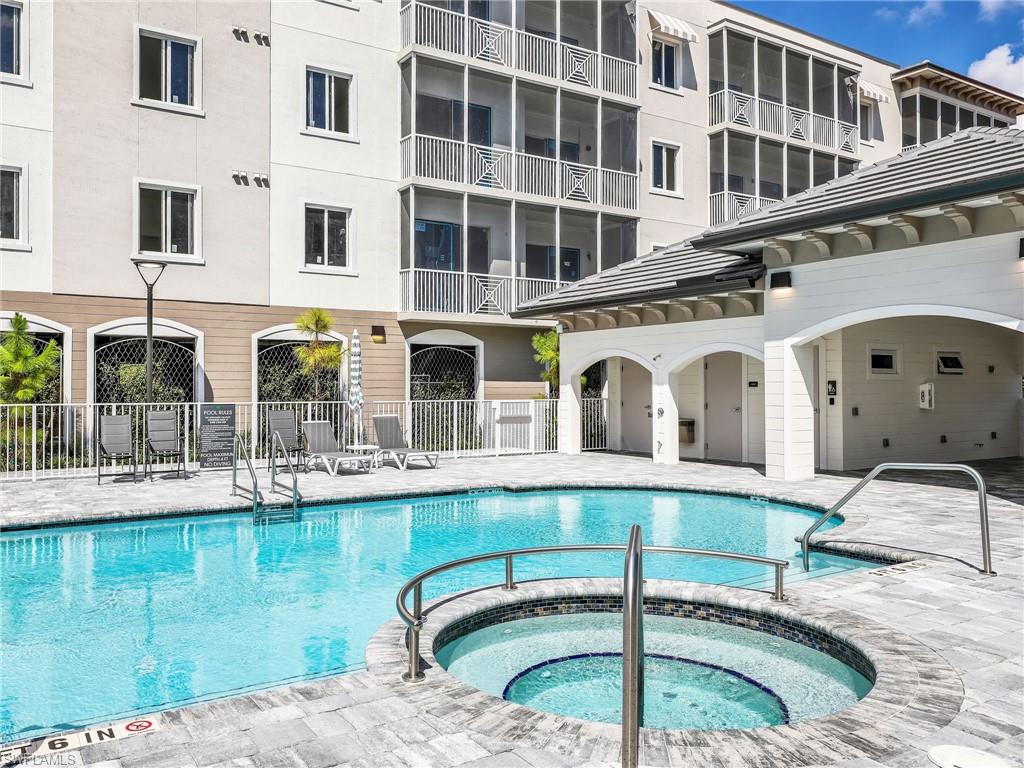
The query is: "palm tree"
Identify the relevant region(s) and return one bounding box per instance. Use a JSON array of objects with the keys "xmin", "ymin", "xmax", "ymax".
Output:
[
  {"xmin": 0, "ymin": 312, "xmax": 60, "ymax": 404},
  {"xmin": 531, "ymin": 329, "xmax": 560, "ymax": 395},
  {"xmin": 294, "ymin": 308, "xmax": 345, "ymax": 400}
]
